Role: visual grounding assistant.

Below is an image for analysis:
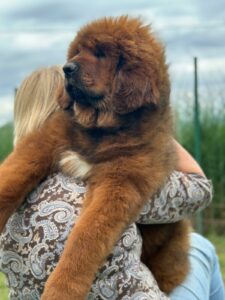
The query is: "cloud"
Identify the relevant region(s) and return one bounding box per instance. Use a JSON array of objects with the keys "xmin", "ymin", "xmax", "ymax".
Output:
[
  {"xmin": 0, "ymin": 0, "xmax": 156, "ymax": 31},
  {"xmin": 0, "ymin": 31, "xmax": 74, "ymax": 93},
  {"xmin": 0, "ymin": 0, "xmax": 224, "ymax": 125},
  {"xmin": 12, "ymin": 33, "xmax": 71, "ymax": 51},
  {"xmin": 196, "ymin": 0, "xmax": 225, "ymax": 20}
]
